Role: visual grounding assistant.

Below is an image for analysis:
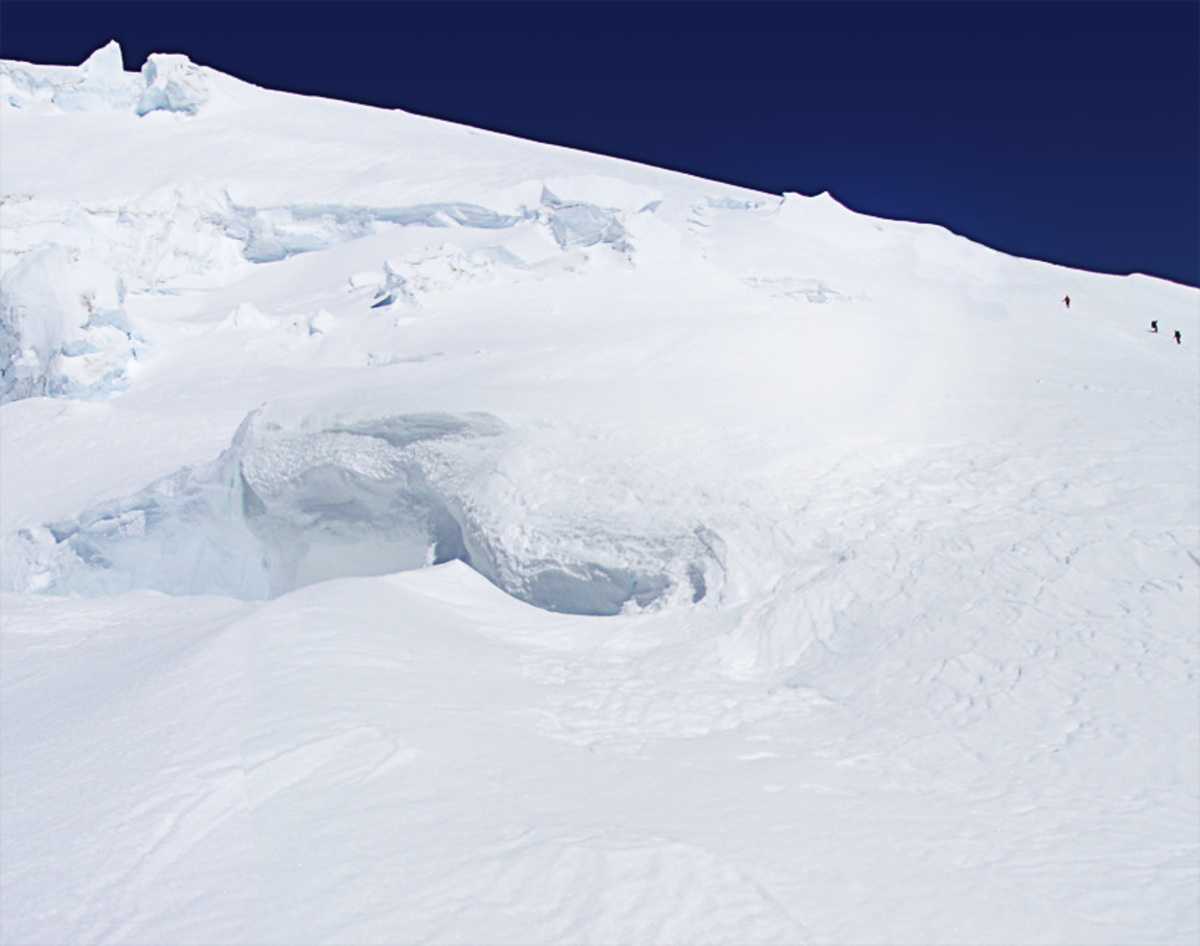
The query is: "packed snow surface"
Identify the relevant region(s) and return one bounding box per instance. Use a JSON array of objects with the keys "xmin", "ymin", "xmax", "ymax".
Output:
[{"xmin": 2, "ymin": 43, "xmax": 1198, "ymax": 945}]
